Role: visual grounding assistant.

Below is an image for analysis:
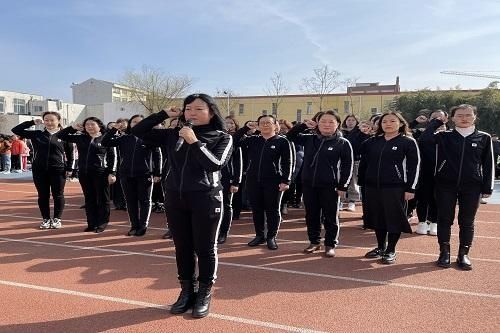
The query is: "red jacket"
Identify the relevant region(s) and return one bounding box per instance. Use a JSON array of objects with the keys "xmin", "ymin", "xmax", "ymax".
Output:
[{"xmin": 10, "ymin": 139, "xmax": 23, "ymax": 155}]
